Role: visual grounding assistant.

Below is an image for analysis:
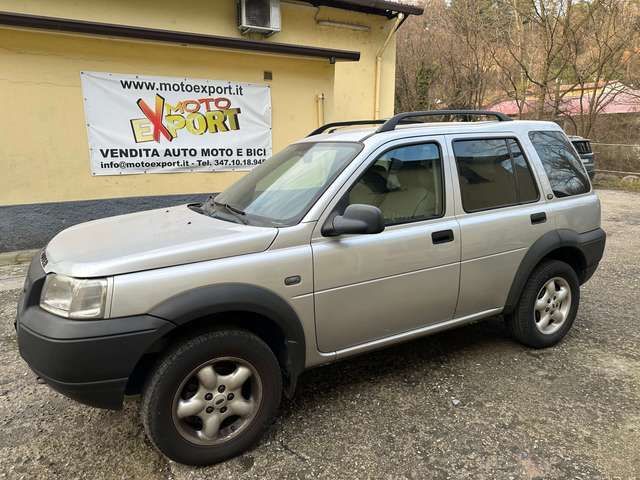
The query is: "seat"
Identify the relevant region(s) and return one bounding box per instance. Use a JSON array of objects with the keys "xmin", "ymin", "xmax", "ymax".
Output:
[
  {"xmin": 348, "ymin": 165, "xmax": 387, "ymax": 208},
  {"xmin": 378, "ymin": 160, "xmax": 437, "ymax": 223}
]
